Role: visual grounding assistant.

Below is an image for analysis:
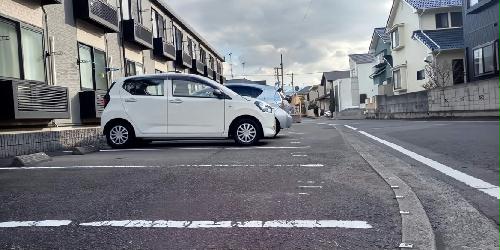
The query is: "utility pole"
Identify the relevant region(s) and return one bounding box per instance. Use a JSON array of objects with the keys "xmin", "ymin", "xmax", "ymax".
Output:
[
  {"xmin": 242, "ymin": 62, "xmax": 246, "ymax": 79},
  {"xmin": 291, "ymin": 73, "xmax": 294, "ymax": 90},
  {"xmin": 280, "ymin": 54, "xmax": 284, "ymax": 92},
  {"xmin": 229, "ymin": 52, "xmax": 234, "ymax": 79}
]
